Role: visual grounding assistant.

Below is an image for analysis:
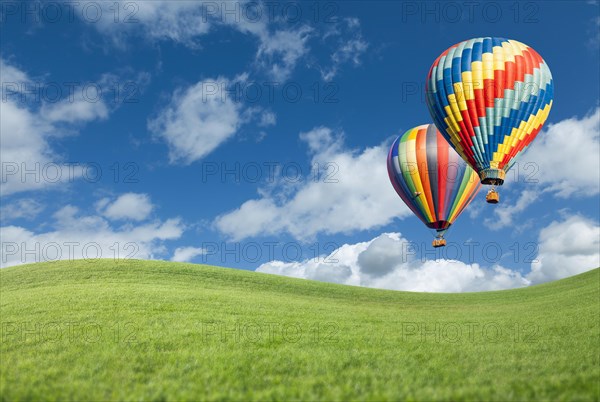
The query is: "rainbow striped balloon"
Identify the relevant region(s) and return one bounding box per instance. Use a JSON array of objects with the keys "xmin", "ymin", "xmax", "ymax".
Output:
[
  {"xmin": 387, "ymin": 124, "xmax": 481, "ymax": 235},
  {"xmin": 425, "ymin": 37, "xmax": 554, "ymax": 185}
]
